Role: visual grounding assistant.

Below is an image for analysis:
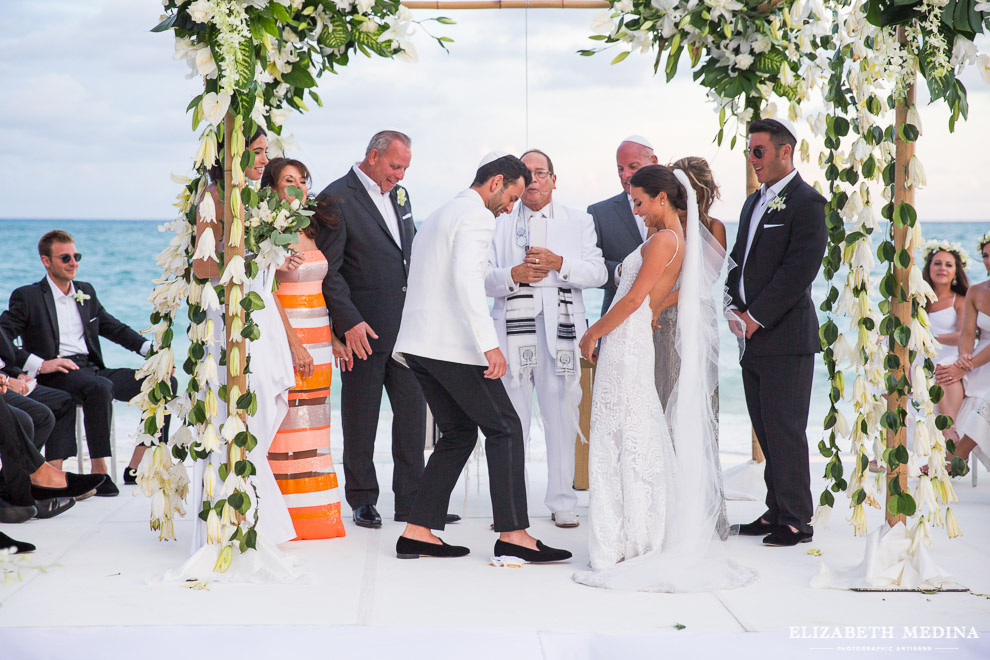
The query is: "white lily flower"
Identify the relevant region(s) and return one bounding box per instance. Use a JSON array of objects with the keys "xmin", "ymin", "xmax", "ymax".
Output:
[
  {"xmin": 779, "ymin": 63, "xmax": 796, "ymax": 87},
  {"xmin": 811, "ymin": 504, "xmax": 831, "ymax": 529},
  {"xmin": 950, "ymin": 36, "xmax": 978, "ymax": 68},
  {"xmin": 171, "ymin": 424, "xmax": 194, "ymax": 449},
  {"xmin": 221, "ymin": 501, "xmax": 237, "ymax": 527},
  {"xmin": 851, "ymin": 238, "xmax": 875, "ymax": 272},
  {"xmin": 945, "ymin": 507, "xmax": 961, "ymax": 538},
  {"xmin": 761, "ymin": 102, "xmax": 778, "ymax": 120},
  {"xmin": 915, "ymin": 475, "xmax": 938, "ymax": 513},
  {"xmin": 204, "ymin": 464, "xmax": 218, "ymax": 500},
  {"xmin": 201, "ymin": 92, "xmax": 231, "ymax": 128},
  {"xmin": 148, "ymin": 277, "xmax": 188, "ymax": 316},
  {"xmin": 198, "ymin": 193, "xmax": 217, "ymax": 225},
  {"xmin": 192, "ymin": 225, "xmax": 218, "ymax": 263},
  {"xmin": 219, "ymin": 255, "xmax": 248, "ymax": 286},
  {"xmin": 196, "ymin": 353, "xmax": 219, "ymax": 387},
  {"xmin": 909, "ymin": 516, "xmax": 933, "ymax": 554},
  {"xmin": 205, "ymin": 388, "xmax": 219, "ymax": 420},
  {"xmin": 849, "ymin": 503, "xmax": 867, "ymax": 537},
  {"xmin": 170, "ymin": 172, "xmax": 193, "ymax": 186},
  {"xmin": 832, "ymin": 333, "xmax": 855, "ymax": 366},
  {"xmin": 978, "ymin": 54, "xmax": 990, "ymax": 85},
  {"xmin": 150, "ymin": 490, "xmax": 167, "ymax": 522},
  {"xmin": 906, "ymin": 155, "xmax": 926, "ymax": 189},
  {"xmin": 194, "ymin": 130, "xmax": 218, "ymax": 170},
  {"xmin": 227, "ymin": 285, "xmax": 243, "ymax": 312},
  {"xmin": 590, "ymin": 10, "xmax": 614, "ymax": 35},
  {"xmin": 912, "ymin": 421, "xmax": 931, "ymax": 457},
  {"xmin": 851, "ymin": 375, "xmax": 869, "ymax": 408},
  {"xmin": 229, "ymin": 345, "xmax": 242, "ymax": 377},
  {"xmin": 206, "ymin": 509, "xmax": 221, "ymax": 544},
  {"xmin": 199, "ymin": 423, "xmax": 221, "ymax": 453},
  {"xmin": 221, "ymin": 415, "xmax": 246, "ymax": 442},
  {"xmin": 835, "ymin": 409, "xmax": 851, "ymax": 439},
  {"xmin": 201, "ymin": 283, "xmax": 221, "ymax": 312}
]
